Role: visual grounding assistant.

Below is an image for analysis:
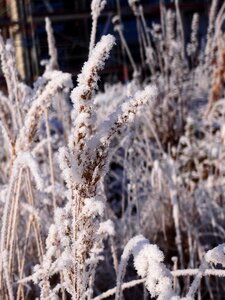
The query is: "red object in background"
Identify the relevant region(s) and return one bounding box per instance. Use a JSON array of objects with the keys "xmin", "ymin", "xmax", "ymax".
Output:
[{"xmin": 123, "ymin": 64, "xmax": 129, "ymax": 82}]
